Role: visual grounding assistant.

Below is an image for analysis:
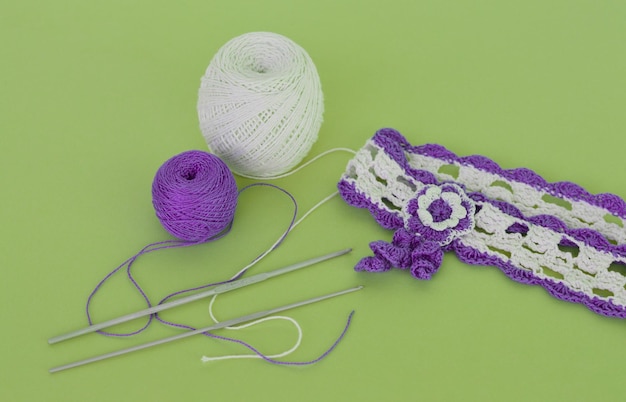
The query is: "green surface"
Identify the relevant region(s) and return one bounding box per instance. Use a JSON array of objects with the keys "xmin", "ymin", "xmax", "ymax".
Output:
[{"xmin": 2, "ymin": 1, "xmax": 626, "ymax": 401}]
